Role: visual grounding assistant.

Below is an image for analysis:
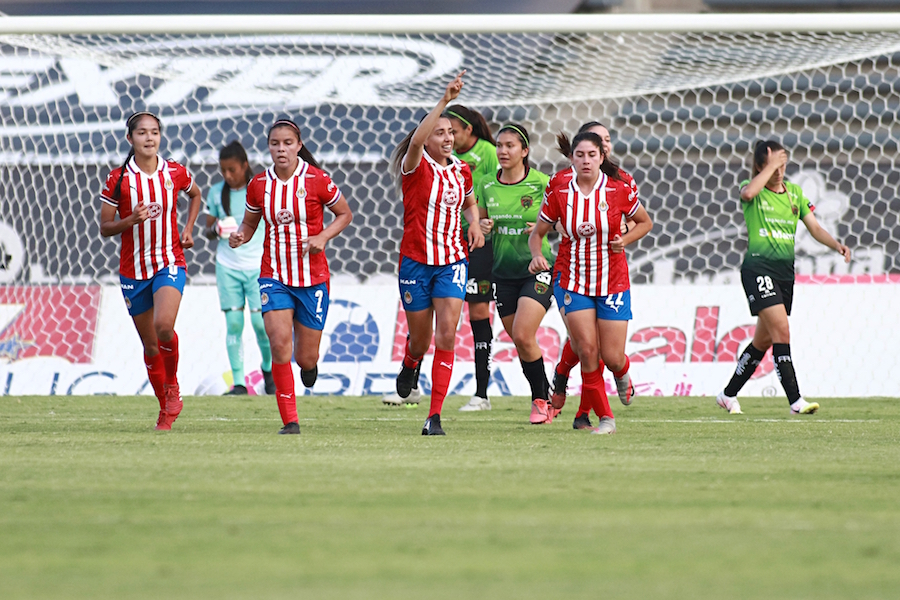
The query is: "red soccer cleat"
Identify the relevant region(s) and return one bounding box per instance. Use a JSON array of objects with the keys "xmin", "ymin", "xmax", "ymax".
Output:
[
  {"xmin": 155, "ymin": 410, "xmax": 171, "ymax": 431},
  {"xmin": 163, "ymin": 383, "xmax": 183, "ymax": 428}
]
